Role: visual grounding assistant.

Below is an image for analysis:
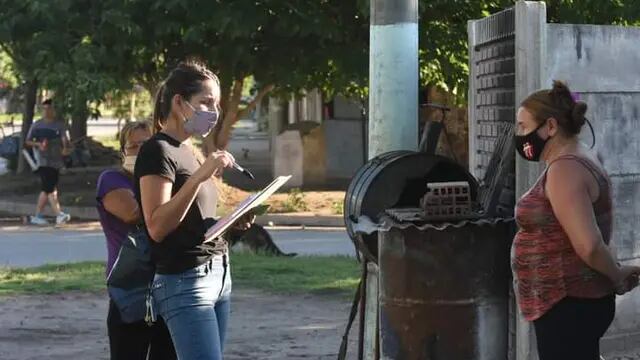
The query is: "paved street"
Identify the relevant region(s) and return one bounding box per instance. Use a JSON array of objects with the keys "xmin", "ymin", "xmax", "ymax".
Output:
[{"xmin": 0, "ymin": 223, "xmax": 355, "ymax": 268}]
